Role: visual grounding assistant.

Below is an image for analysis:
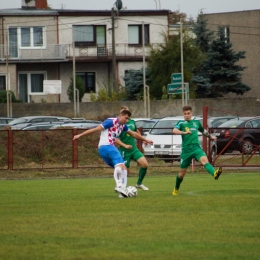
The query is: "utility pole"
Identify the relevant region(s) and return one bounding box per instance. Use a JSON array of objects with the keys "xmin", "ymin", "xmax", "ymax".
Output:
[
  {"xmin": 111, "ymin": 7, "xmax": 117, "ymax": 92},
  {"xmin": 180, "ymin": 18, "xmax": 184, "ymax": 107},
  {"xmin": 72, "ymin": 27, "xmax": 77, "ymax": 117},
  {"xmin": 5, "ymin": 32, "xmax": 11, "ymax": 117},
  {"xmin": 142, "ymin": 22, "xmax": 147, "ymax": 118}
]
